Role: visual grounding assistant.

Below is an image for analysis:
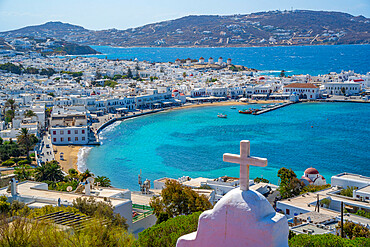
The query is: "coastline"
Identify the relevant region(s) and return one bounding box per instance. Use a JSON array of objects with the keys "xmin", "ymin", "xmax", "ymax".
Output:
[
  {"xmin": 60, "ymin": 100, "xmax": 281, "ymax": 173},
  {"xmin": 56, "ymin": 99, "xmax": 366, "ymax": 173}
]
